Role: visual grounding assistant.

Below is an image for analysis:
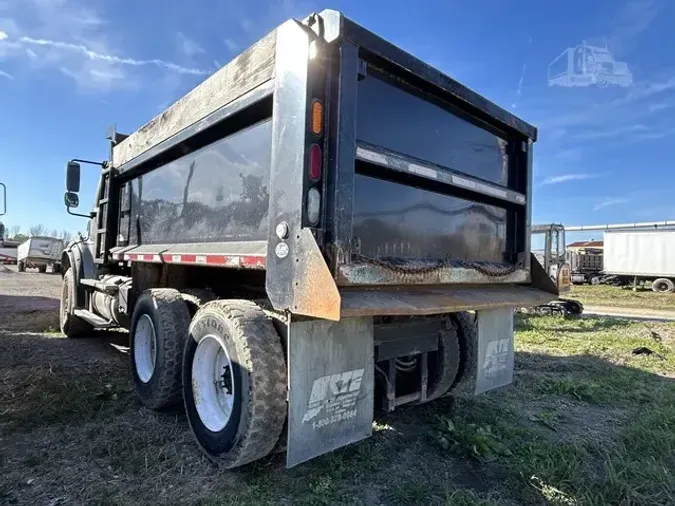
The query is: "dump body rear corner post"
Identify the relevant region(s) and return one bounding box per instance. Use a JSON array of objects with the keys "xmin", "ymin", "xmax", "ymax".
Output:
[
  {"xmin": 265, "ymin": 19, "xmax": 313, "ymax": 312},
  {"xmin": 325, "ymin": 41, "xmax": 359, "ymax": 269}
]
